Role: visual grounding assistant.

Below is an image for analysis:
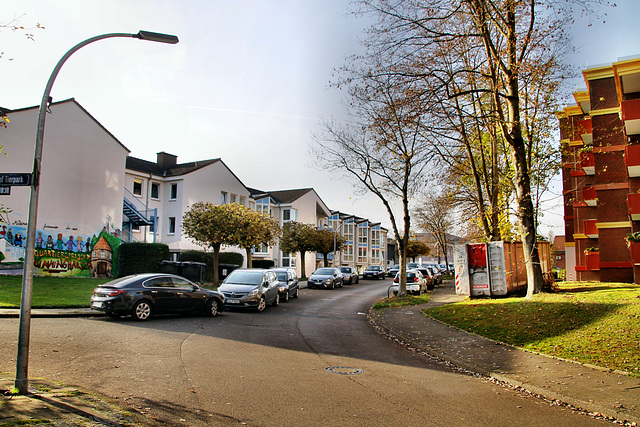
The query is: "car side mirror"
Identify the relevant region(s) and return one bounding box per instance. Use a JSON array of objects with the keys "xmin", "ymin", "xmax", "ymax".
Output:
[{"xmin": 262, "ymin": 280, "xmax": 269, "ymax": 287}]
